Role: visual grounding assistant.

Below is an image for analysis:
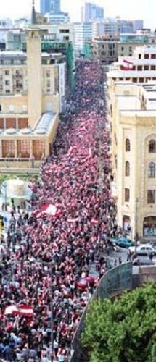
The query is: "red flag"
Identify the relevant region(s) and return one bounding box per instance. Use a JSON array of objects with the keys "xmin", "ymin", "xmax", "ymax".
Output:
[
  {"xmin": 122, "ymin": 59, "xmax": 134, "ymax": 70},
  {"xmin": 19, "ymin": 305, "xmax": 33, "ymax": 317}
]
